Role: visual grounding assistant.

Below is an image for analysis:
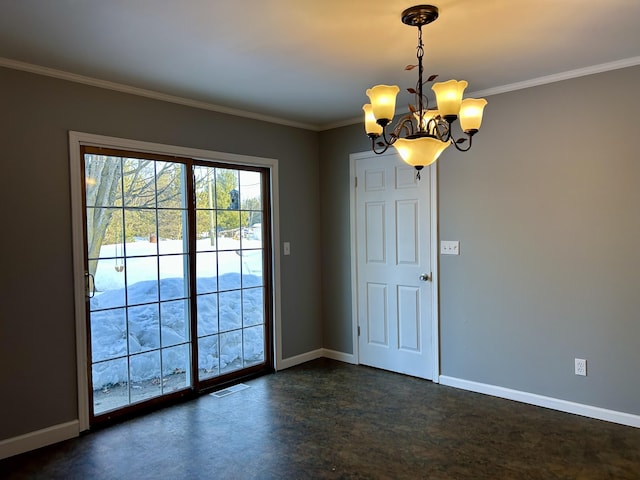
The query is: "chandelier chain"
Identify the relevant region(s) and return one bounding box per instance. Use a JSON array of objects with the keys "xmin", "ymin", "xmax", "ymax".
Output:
[{"xmin": 417, "ymin": 25, "xmax": 425, "ymax": 130}]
